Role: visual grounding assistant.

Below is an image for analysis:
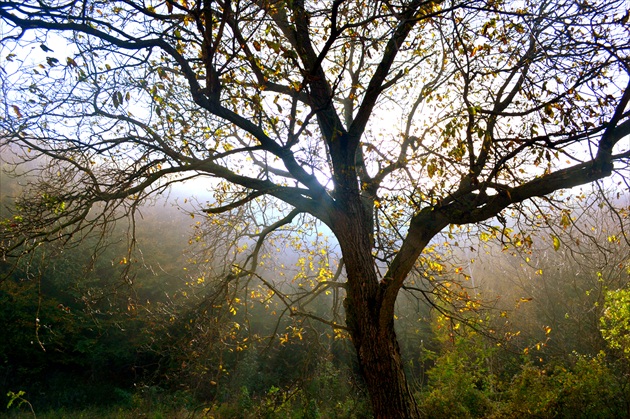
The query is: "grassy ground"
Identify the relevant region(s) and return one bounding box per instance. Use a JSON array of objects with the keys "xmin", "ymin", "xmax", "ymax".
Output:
[{"xmin": 2, "ymin": 407, "xmax": 206, "ymax": 419}]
